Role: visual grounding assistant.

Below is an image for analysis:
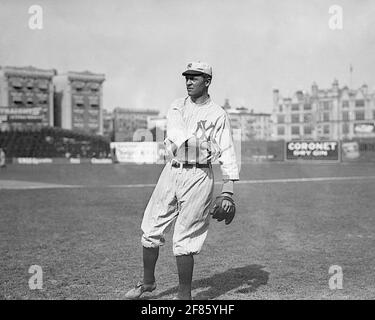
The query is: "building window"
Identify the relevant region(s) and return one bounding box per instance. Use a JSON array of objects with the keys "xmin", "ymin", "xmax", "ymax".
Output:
[
  {"xmin": 323, "ymin": 125, "xmax": 330, "ymax": 134},
  {"xmin": 303, "ymin": 104, "xmax": 312, "ymax": 110},
  {"xmin": 342, "ymin": 123, "xmax": 349, "ymax": 134},
  {"xmin": 38, "ymin": 96, "xmax": 48, "ymax": 104},
  {"xmin": 90, "ymin": 83, "xmax": 100, "ymax": 92},
  {"xmin": 89, "ymin": 96, "xmax": 100, "ymax": 107},
  {"xmin": 74, "ymin": 108, "xmax": 84, "ymax": 114},
  {"xmin": 89, "ymin": 116, "xmax": 99, "ymax": 123},
  {"xmin": 72, "ymin": 81, "xmax": 85, "ymax": 91},
  {"xmin": 303, "ymin": 125, "xmax": 312, "ymax": 135},
  {"xmin": 11, "ymin": 92, "xmax": 23, "ymax": 103},
  {"xmin": 279, "ymin": 105, "xmax": 283, "ymax": 112},
  {"xmin": 342, "ymin": 100, "xmax": 349, "ymax": 108},
  {"xmin": 342, "ymin": 111, "xmax": 349, "ymax": 121},
  {"xmin": 26, "ymin": 81, "xmax": 34, "ymax": 90},
  {"xmin": 277, "ymin": 115, "xmax": 285, "ymax": 124},
  {"xmin": 38, "ymin": 81, "xmax": 49, "ymax": 91},
  {"xmin": 291, "ymin": 126, "xmax": 300, "ymax": 135},
  {"xmin": 320, "ymin": 101, "xmax": 330, "ymax": 110},
  {"xmin": 74, "ymin": 123, "xmax": 84, "ymax": 128},
  {"xmin": 323, "ymin": 112, "xmax": 330, "ymax": 122},
  {"xmin": 73, "ymin": 95, "xmax": 85, "ymax": 108},
  {"xmin": 291, "ymin": 114, "xmax": 299, "ymax": 123},
  {"xmin": 355, "ymin": 110, "xmax": 365, "ymax": 120},
  {"xmin": 291, "ymin": 104, "xmax": 299, "ymax": 111},
  {"xmin": 88, "ymin": 109, "xmax": 99, "ymax": 115},
  {"xmin": 277, "ymin": 126, "xmax": 285, "ymax": 135},
  {"xmin": 73, "ymin": 115, "xmax": 84, "ymax": 123},
  {"xmin": 11, "ymin": 78, "xmax": 23, "ymax": 89},
  {"xmin": 355, "ymin": 99, "xmax": 365, "ymax": 107},
  {"xmin": 303, "ymin": 113, "xmax": 312, "ymax": 123}
]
